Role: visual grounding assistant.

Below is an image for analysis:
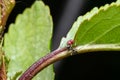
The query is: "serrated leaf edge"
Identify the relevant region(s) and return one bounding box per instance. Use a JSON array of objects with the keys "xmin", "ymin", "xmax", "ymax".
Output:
[{"xmin": 59, "ymin": 1, "xmax": 120, "ymax": 48}]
